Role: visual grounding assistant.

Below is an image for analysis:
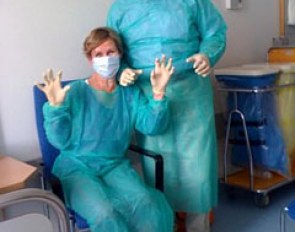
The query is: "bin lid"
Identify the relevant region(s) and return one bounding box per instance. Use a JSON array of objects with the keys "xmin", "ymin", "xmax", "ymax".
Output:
[
  {"xmin": 242, "ymin": 62, "xmax": 295, "ymax": 73},
  {"xmin": 214, "ymin": 65, "xmax": 279, "ymax": 77}
]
